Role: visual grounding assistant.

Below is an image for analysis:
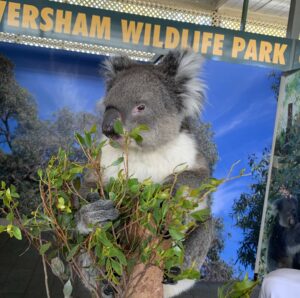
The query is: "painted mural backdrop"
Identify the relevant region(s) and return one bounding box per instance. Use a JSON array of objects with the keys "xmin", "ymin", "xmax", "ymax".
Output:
[
  {"xmin": 0, "ymin": 42, "xmax": 279, "ymax": 277},
  {"xmin": 257, "ymin": 69, "xmax": 300, "ymax": 276}
]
